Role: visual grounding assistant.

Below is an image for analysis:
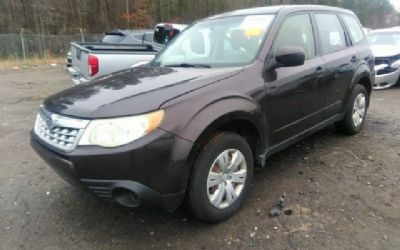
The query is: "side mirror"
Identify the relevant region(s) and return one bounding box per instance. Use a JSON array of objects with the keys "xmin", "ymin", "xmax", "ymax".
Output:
[{"xmin": 267, "ymin": 46, "xmax": 306, "ymax": 71}]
